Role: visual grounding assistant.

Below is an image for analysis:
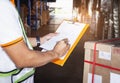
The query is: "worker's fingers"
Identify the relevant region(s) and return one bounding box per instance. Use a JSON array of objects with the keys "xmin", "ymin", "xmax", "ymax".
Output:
[{"xmin": 62, "ymin": 38, "xmax": 69, "ymax": 44}]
